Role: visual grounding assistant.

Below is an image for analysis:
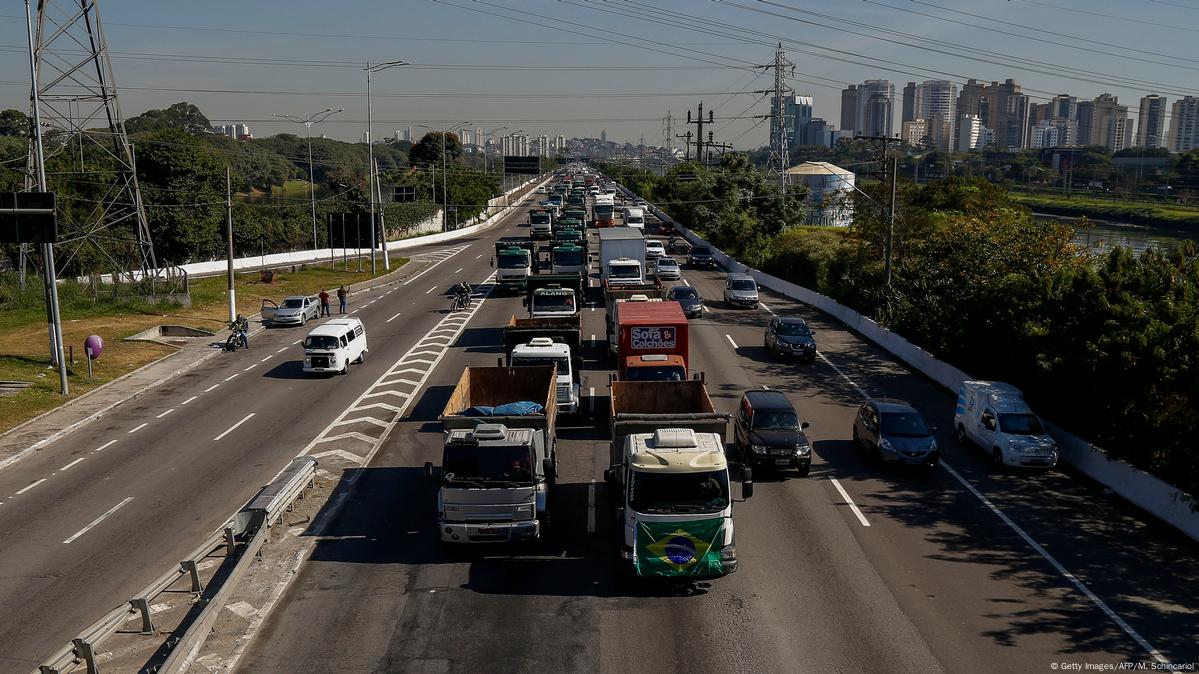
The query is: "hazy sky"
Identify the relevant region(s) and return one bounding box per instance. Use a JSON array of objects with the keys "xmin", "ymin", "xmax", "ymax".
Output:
[{"xmin": 2, "ymin": 0, "xmax": 1197, "ymax": 149}]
